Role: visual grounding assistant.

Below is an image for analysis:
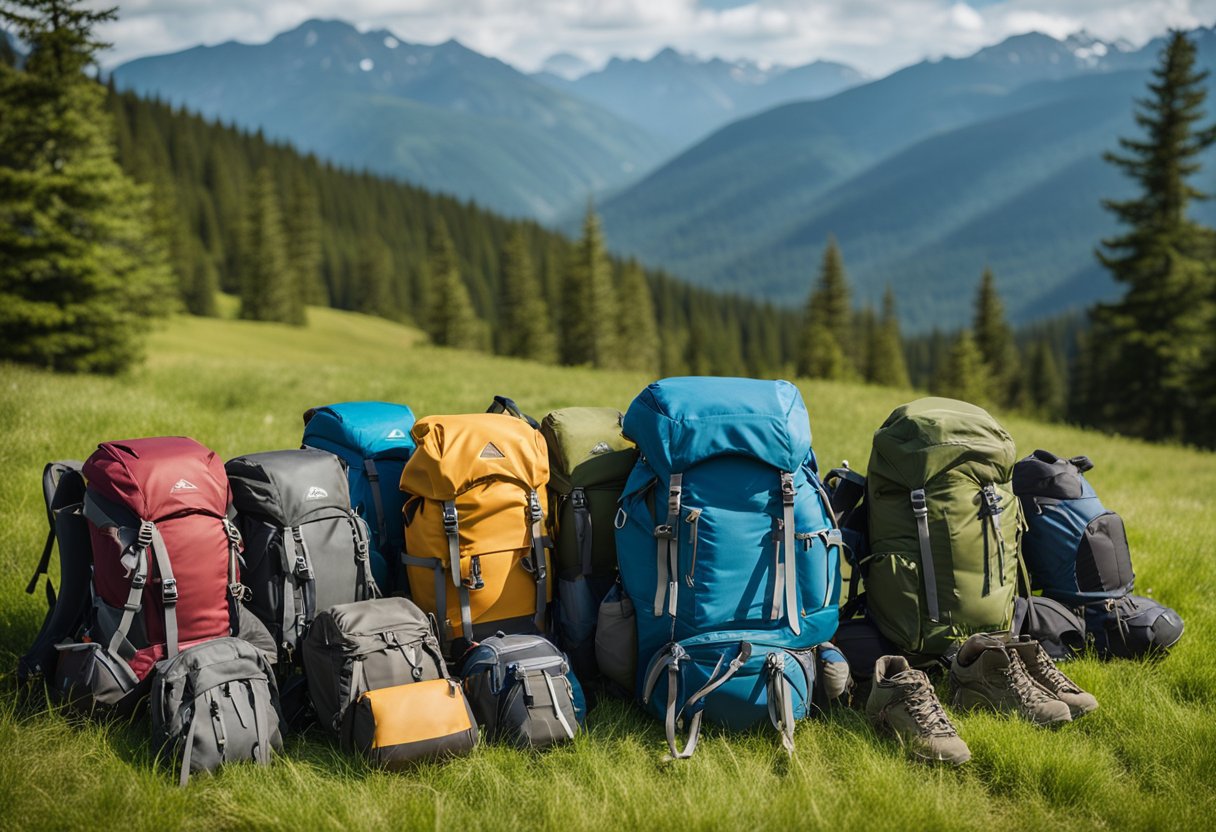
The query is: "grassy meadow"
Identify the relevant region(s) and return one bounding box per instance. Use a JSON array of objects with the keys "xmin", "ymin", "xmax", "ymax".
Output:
[{"xmin": 1, "ymin": 304, "xmax": 1214, "ymax": 831}]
